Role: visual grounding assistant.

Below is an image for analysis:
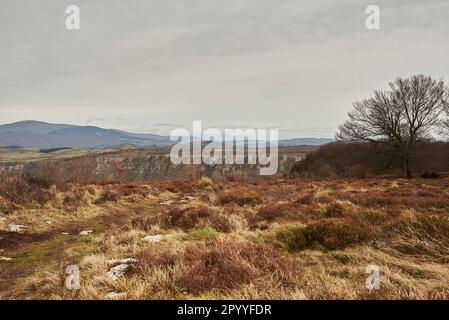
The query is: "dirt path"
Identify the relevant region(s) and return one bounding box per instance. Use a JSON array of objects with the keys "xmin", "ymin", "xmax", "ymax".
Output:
[{"xmin": 0, "ymin": 201, "xmax": 165, "ymax": 298}]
